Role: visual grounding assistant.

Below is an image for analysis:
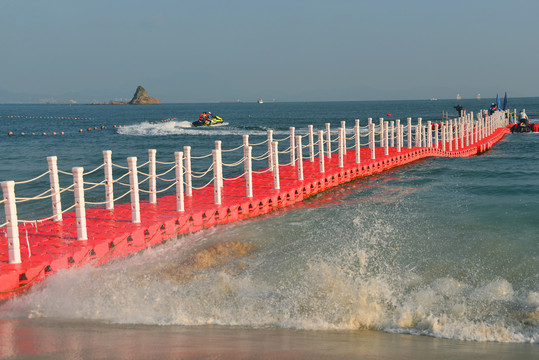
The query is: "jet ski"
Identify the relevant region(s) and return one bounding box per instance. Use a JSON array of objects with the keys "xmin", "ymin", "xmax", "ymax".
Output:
[
  {"xmin": 192, "ymin": 115, "xmax": 224, "ymax": 127},
  {"xmin": 510, "ymin": 120, "xmax": 532, "ymax": 133}
]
